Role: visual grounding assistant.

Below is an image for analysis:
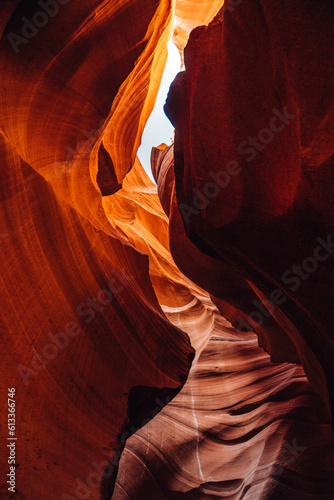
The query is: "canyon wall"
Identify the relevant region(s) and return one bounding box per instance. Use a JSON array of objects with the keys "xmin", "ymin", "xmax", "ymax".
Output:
[{"xmin": 1, "ymin": 1, "xmax": 333, "ymax": 499}]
